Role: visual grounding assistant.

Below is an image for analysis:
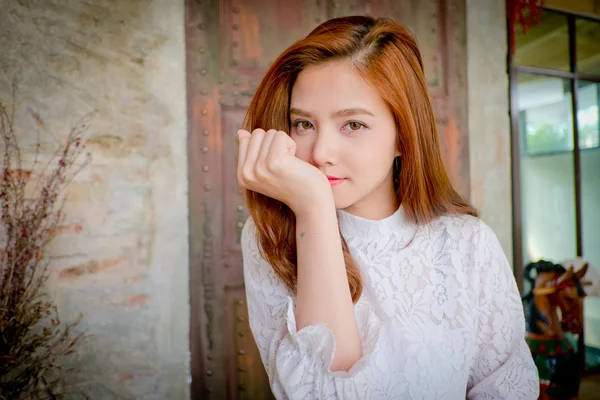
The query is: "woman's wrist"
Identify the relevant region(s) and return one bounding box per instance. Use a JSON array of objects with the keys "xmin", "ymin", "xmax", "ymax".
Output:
[{"xmin": 291, "ymin": 190, "xmax": 336, "ymax": 221}]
